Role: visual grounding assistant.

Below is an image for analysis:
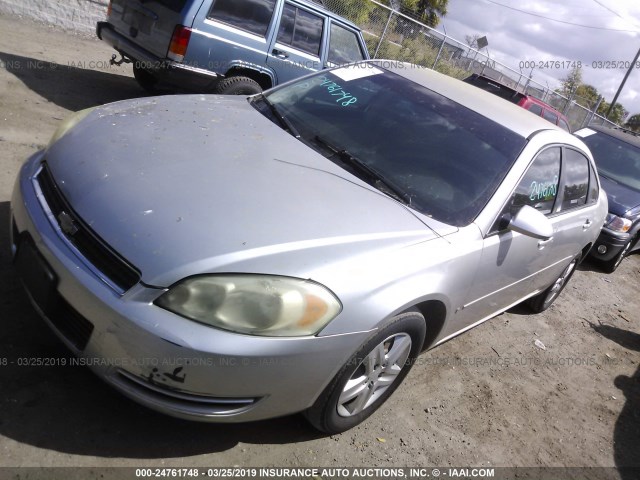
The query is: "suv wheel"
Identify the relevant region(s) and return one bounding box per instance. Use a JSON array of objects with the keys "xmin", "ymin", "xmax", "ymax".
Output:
[
  {"xmin": 601, "ymin": 235, "xmax": 635, "ymax": 273},
  {"xmin": 215, "ymin": 76, "xmax": 262, "ymax": 95}
]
